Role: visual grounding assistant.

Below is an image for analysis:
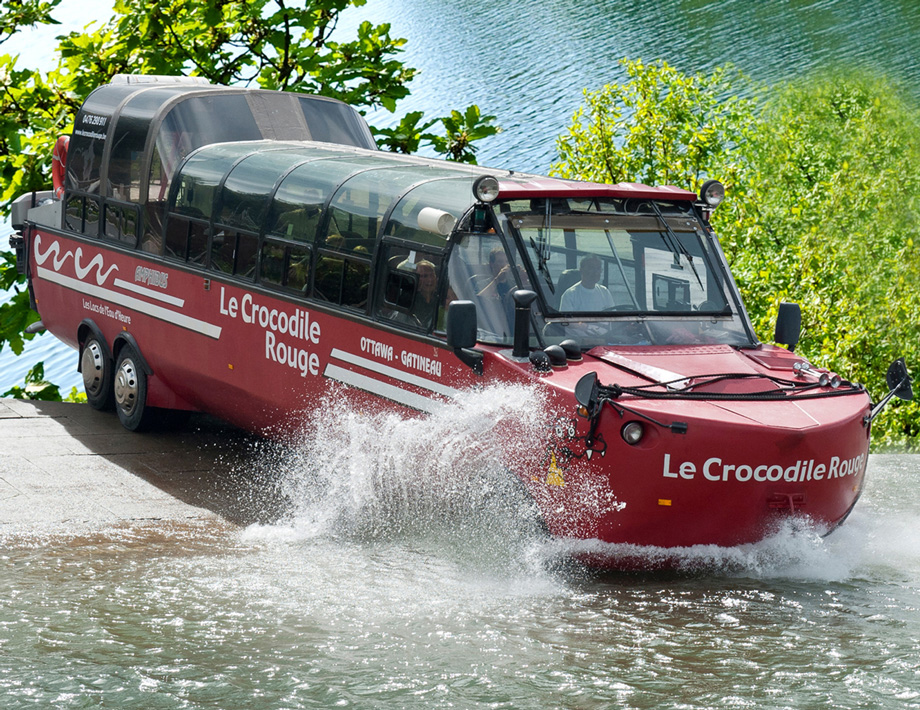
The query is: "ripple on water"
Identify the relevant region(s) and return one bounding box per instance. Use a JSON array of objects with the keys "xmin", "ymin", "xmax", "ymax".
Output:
[{"xmin": 1, "ymin": 455, "xmax": 920, "ymax": 707}]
